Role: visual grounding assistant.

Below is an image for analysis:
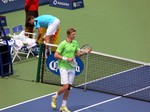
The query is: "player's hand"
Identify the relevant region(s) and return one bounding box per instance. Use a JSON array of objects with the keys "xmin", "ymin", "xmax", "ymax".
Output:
[
  {"xmin": 76, "ymin": 51, "xmax": 81, "ymax": 56},
  {"xmin": 67, "ymin": 57, "xmax": 74, "ymax": 62},
  {"xmin": 85, "ymin": 48, "xmax": 91, "ymax": 53}
]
